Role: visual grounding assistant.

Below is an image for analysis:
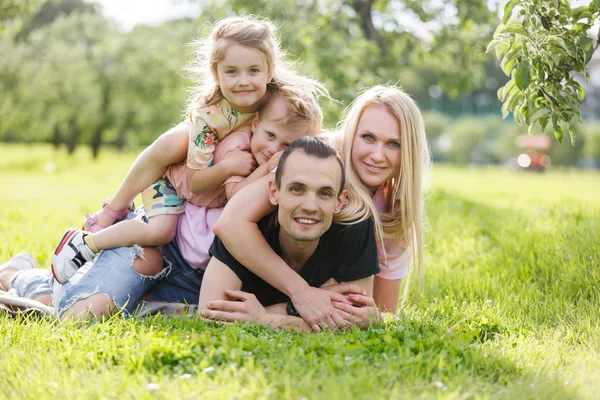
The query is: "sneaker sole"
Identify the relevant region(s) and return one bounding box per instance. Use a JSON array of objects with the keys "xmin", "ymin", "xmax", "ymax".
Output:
[{"xmin": 51, "ymin": 228, "xmax": 77, "ymax": 283}]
